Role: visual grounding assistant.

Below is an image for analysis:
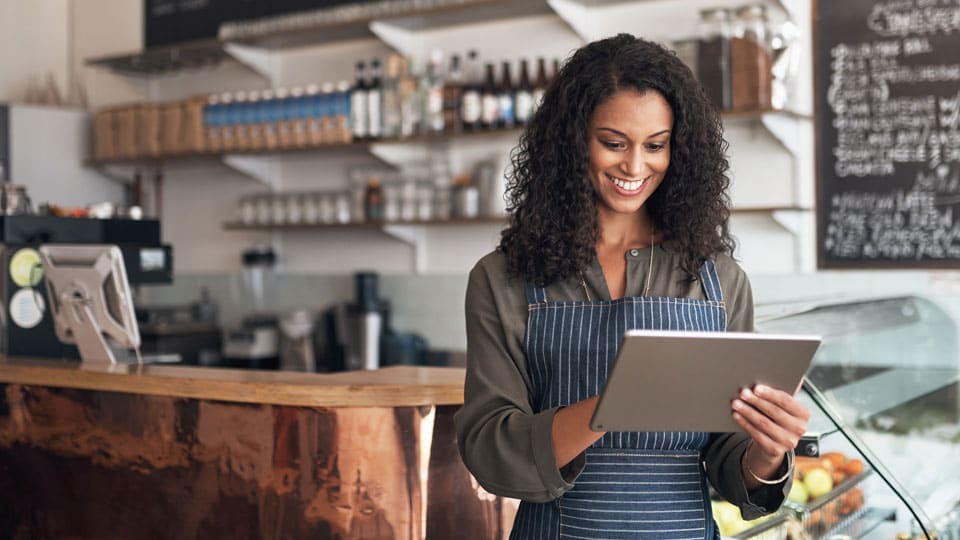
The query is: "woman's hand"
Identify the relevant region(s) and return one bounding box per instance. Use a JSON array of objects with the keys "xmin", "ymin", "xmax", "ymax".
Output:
[{"xmin": 732, "ymin": 384, "xmax": 810, "ymax": 488}]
